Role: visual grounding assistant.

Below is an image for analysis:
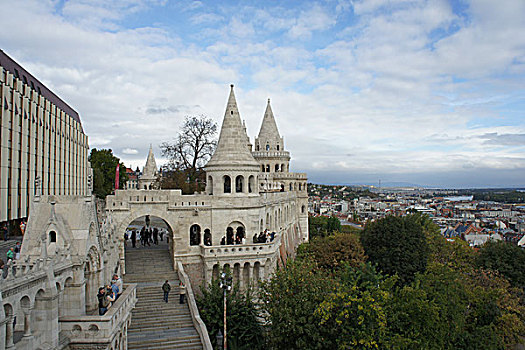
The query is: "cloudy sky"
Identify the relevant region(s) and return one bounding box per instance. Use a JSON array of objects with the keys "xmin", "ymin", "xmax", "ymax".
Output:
[{"xmin": 1, "ymin": 0, "xmax": 524, "ymax": 188}]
